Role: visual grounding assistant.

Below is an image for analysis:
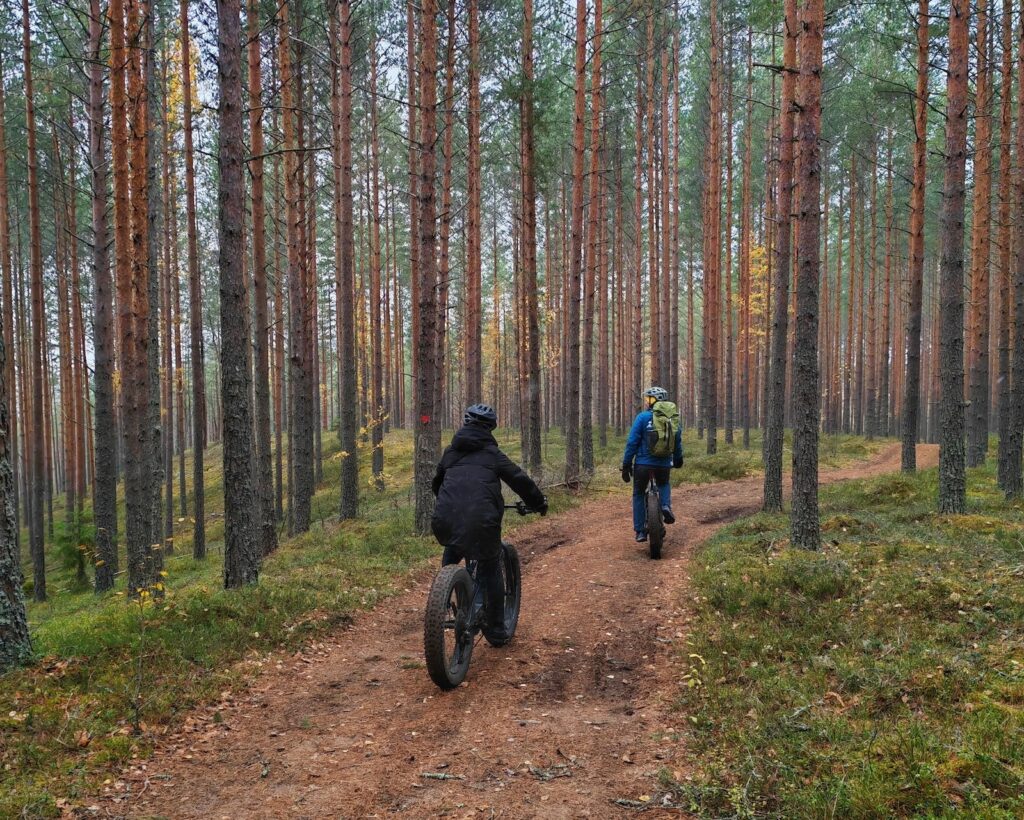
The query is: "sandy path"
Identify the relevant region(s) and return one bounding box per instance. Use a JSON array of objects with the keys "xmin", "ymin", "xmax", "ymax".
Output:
[{"xmin": 103, "ymin": 443, "xmax": 937, "ymax": 819}]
